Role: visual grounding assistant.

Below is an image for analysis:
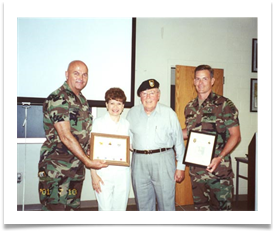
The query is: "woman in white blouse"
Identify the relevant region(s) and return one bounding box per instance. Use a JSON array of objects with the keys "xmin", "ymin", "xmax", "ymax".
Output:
[{"xmin": 90, "ymin": 88, "xmax": 131, "ymax": 211}]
